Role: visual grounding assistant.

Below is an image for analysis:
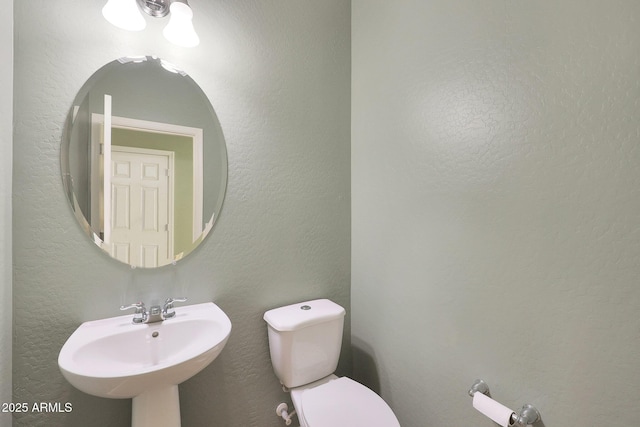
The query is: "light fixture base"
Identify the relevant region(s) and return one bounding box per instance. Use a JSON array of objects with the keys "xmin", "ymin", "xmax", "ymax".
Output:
[{"xmin": 136, "ymin": 0, "xmax": 169, "ymax": 18}]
